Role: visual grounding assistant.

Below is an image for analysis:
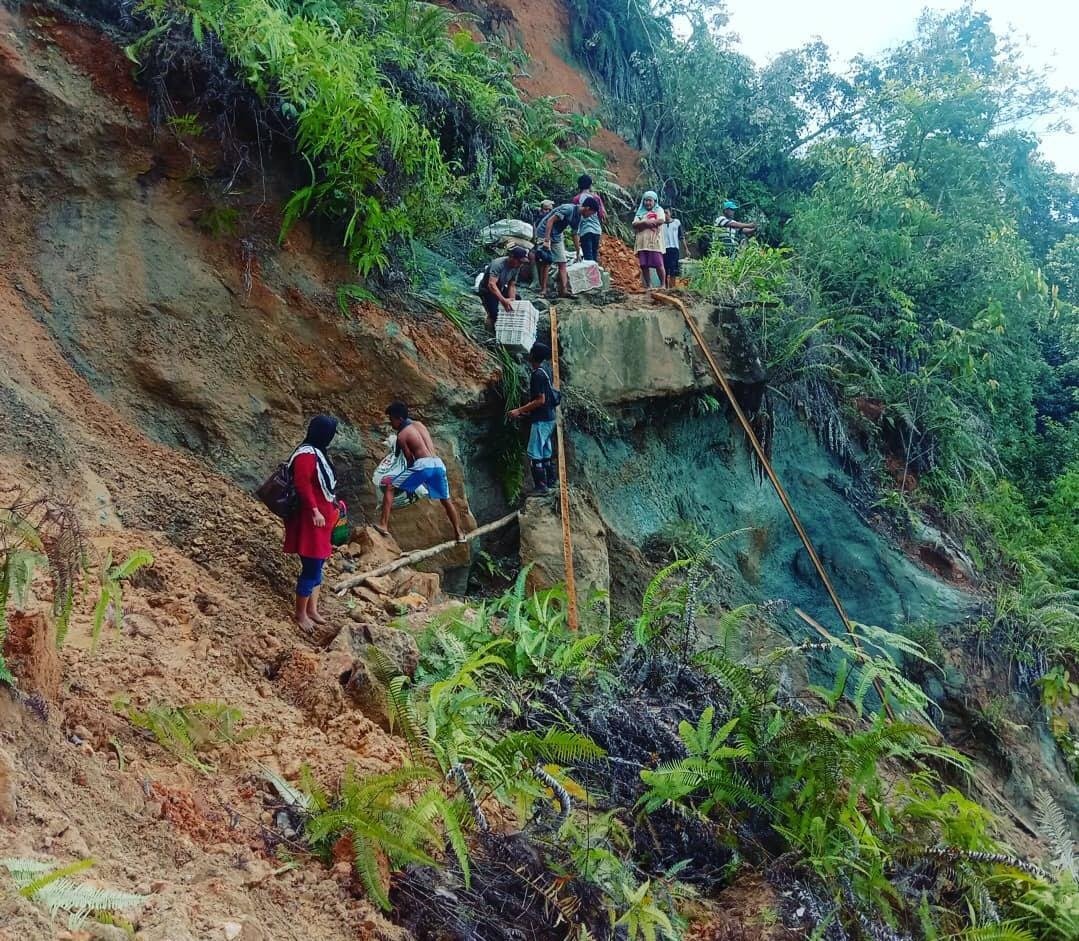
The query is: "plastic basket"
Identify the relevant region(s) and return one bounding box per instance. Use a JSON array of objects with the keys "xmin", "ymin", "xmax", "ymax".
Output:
[{"xmin": 495, "ymin": 300, "xmax": 539, "ymax": 350}]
